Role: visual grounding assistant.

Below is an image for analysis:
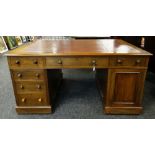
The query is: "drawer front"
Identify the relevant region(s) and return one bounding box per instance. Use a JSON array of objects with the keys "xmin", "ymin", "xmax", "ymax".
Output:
[
  {"xmin": 9, "ymin": 57, "xmax": 44, "ymax": 69},
  {"xmin": 17, "ymin": 93, "xmax": 48, "ymax": 106},
  {"xmin": 46, "ymin": 57, "xmax": 109, "ymax": 68},
  {"xmin": 15, "ymin": 81, "xmax": 46, "ymax": 93},
  {"xmin": 46, "ymin": 57, "xmax": 62, "ymax": 67},
  {"xmin": 12, "ymin": 70, "xmax": 45, "ymax": 81},
  {"xmin": 110, "ymin": 57, "xmax": 147, "ymax": 67}
]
